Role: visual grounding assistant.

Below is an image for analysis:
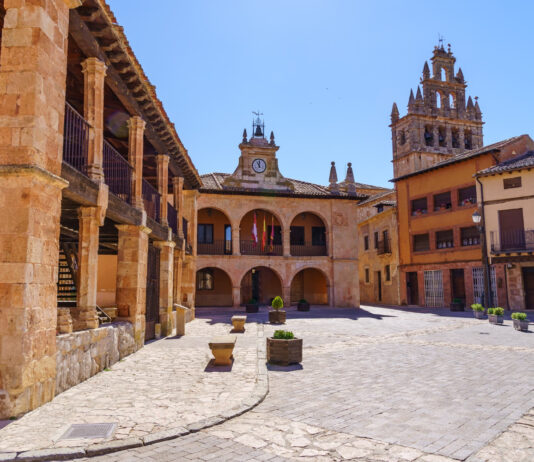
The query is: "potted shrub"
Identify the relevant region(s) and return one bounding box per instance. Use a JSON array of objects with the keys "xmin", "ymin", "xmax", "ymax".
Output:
[
  {"xmin": 246, "ymin": 298, "xmax": 259, "ymax": 313},
  {"xmin": 297, "ymin": 299, "xmax": 310, "ymax": 312},
  {"xmin": 488, "ymin": 307, "xmax": 504, "ymax": 325},
  {"xmin": 450, "ymin": 298, "xmax": 464, "ymax": 312},
  {"xmin": 471, "ymin": 303, "xmax": 485, "ymax": 319},
  {"xmin": 512, "ymin": 312, "xmax": 529, "ymax": 332},
  {"xmin": 267, "ymin": 330, "xmax": 302, "ymax": 366},
  {"xmin": 269, "ymin": 296, "xmax": 286, "ymax": 324}
]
